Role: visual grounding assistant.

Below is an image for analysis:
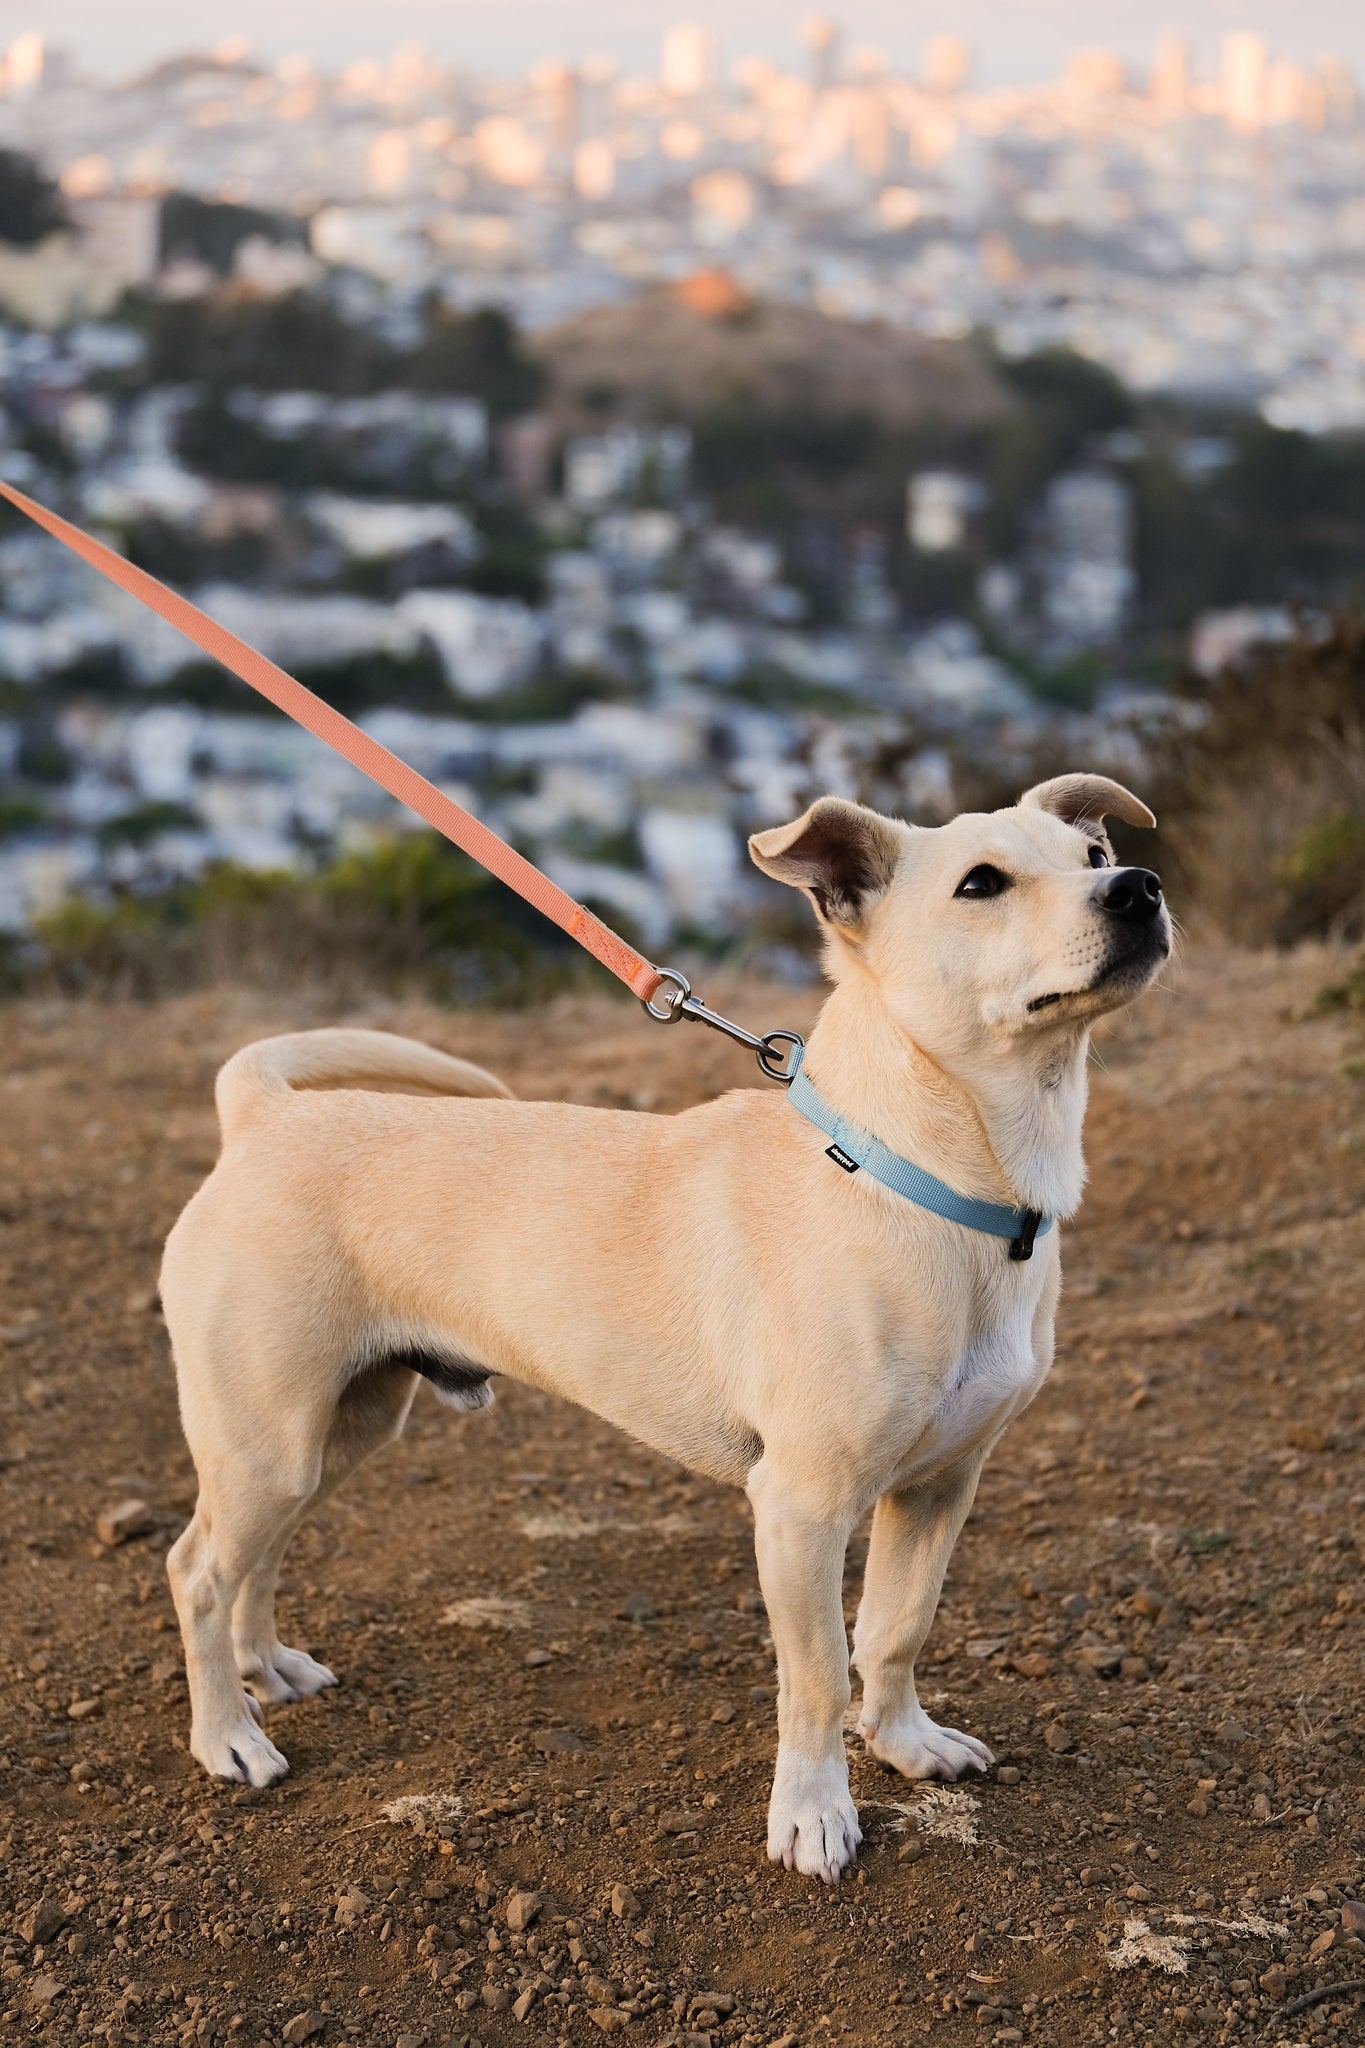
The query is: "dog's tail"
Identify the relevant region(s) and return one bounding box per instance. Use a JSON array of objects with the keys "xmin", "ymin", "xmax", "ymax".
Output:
[{"xmin": 215, "ymin": 1028, "xmax": 515, "ymax": 1142}]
